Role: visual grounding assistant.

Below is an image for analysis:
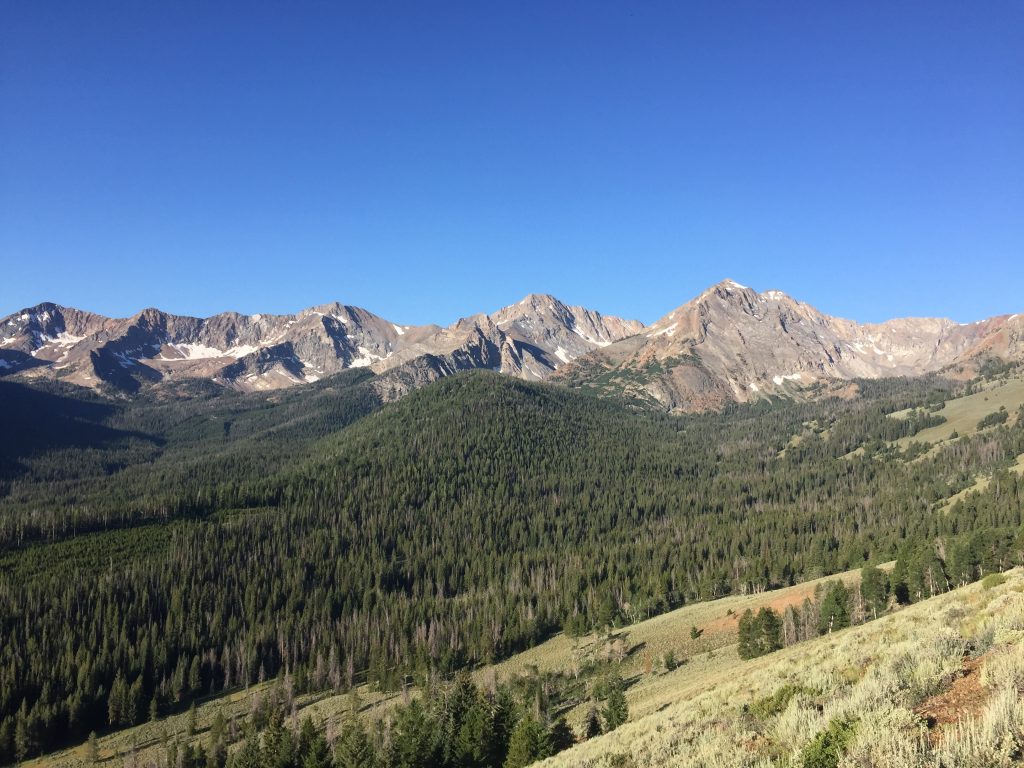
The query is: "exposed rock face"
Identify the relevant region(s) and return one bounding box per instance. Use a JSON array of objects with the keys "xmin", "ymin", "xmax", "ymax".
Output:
[
  {"xmin": 0, "ymin": 296, "xmax": 643, "ymax": 395},
  {"xmin": 553, "ymin": 280, "xmax": 1024, "ymax": 412},
  {"xmin": 5, "ymin": 282, "xmax": 1018, "ymax": 407}
]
